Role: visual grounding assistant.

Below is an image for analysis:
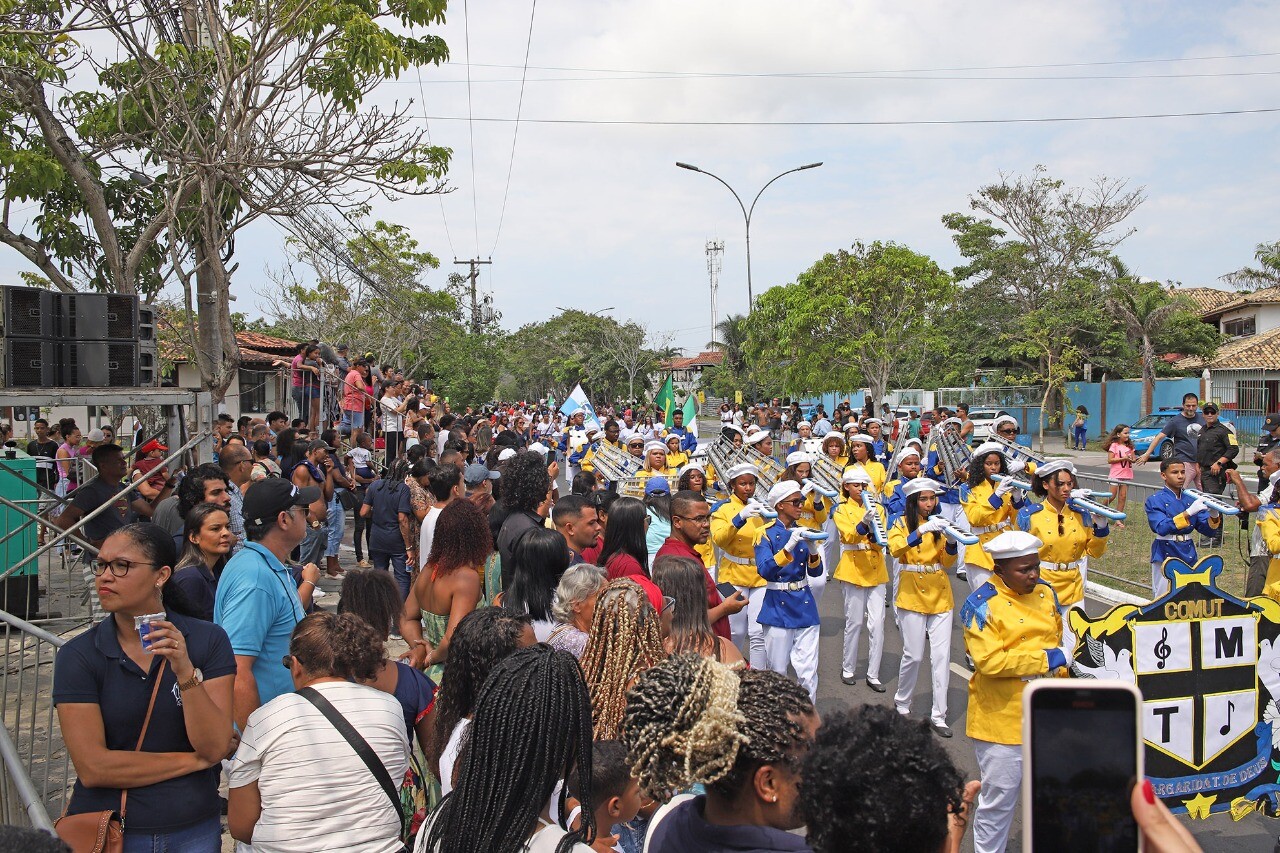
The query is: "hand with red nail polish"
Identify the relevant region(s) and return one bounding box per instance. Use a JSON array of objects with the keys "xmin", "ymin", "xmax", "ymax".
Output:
[{"xmin": 1130, "ymin": 778, "xmax": 1203, "ymax": 852}]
